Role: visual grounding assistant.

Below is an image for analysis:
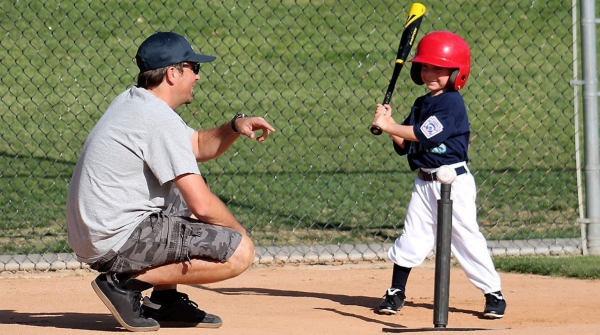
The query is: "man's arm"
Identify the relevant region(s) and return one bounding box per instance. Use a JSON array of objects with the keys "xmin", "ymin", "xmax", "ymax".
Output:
[
  {"xmin": 192, "ymin": 116, "xmax": 275, "ymax": 162},
  {"xmin": 174, "ymin": 173, "xmax": 246, "ymax": 234}
]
